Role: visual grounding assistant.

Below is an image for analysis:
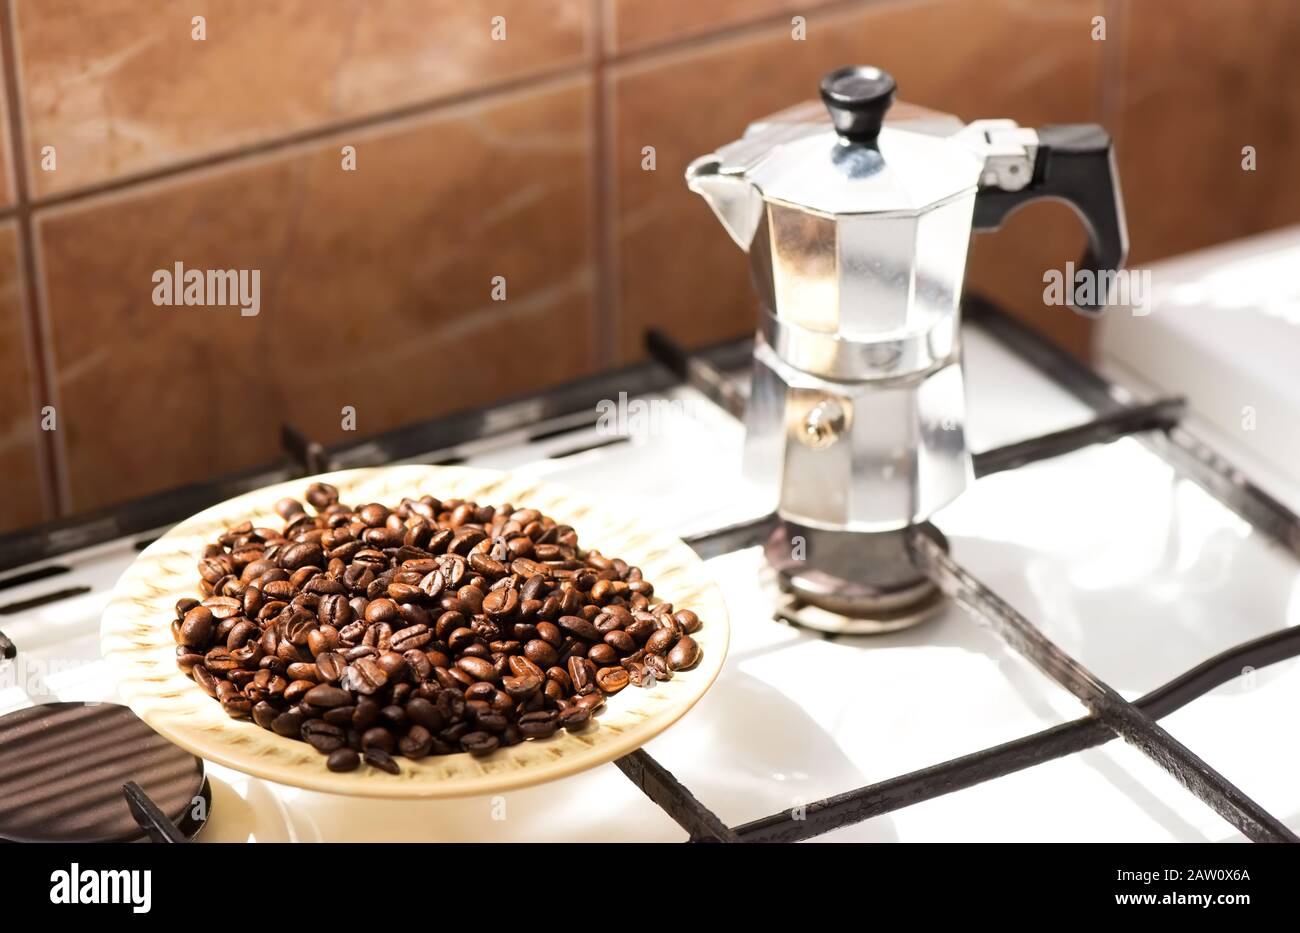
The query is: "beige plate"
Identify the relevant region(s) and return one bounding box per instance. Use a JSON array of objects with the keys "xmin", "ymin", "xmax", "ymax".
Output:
[{"xmin": 101, "ymin": 465, "xmax": 729, "ymax": 799}]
